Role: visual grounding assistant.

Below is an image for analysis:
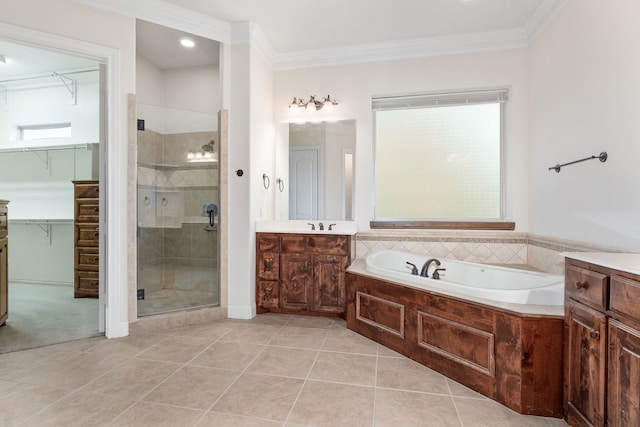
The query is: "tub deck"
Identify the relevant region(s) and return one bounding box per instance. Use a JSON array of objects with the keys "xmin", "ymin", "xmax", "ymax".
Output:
[{"xmin": 346, "ymin": 261, "xmax": 564, "ymax": 418}]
